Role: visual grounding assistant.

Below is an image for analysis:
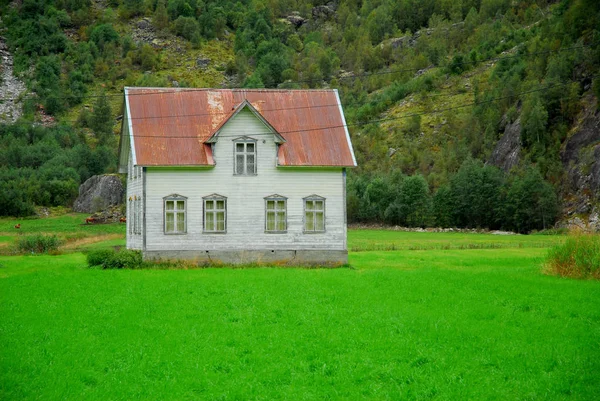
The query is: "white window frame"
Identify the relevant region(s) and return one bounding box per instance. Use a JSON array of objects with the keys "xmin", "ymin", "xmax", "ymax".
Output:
[
  {"xmin": 203, "ymin": 194, "xmax": 227, "ymax": 233},
  {"xmin": 233, "ymin": 137, "xmax": 257, "ymax": 175},
  {"xmin": 137, "ymin": 199, "xmax": 141, "ymax": 234},
  {"xmin": 163, "ymin": 194, "xmax": 187, "ymax": 235},
  {"xmin": 303, "ymin": 195, "xmax": 326, "ymax": 233},
  {"xmin": 264, "ymin": 195, "xmax": 287, "ymax": 233},
  {"xmin": 128, "ymin": 198, "xmax": 133, "ymax": 234}
]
